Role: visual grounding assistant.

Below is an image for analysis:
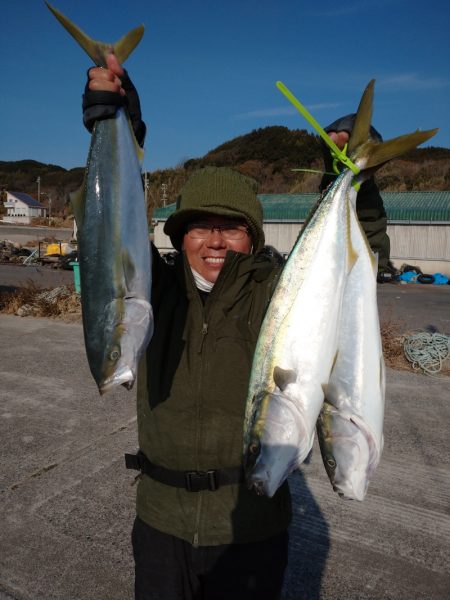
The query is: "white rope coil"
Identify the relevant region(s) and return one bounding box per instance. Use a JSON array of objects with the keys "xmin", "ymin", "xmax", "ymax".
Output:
[{"xmin": 403, "ymin": 331, "xmax": 450, "ymax": 376}]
